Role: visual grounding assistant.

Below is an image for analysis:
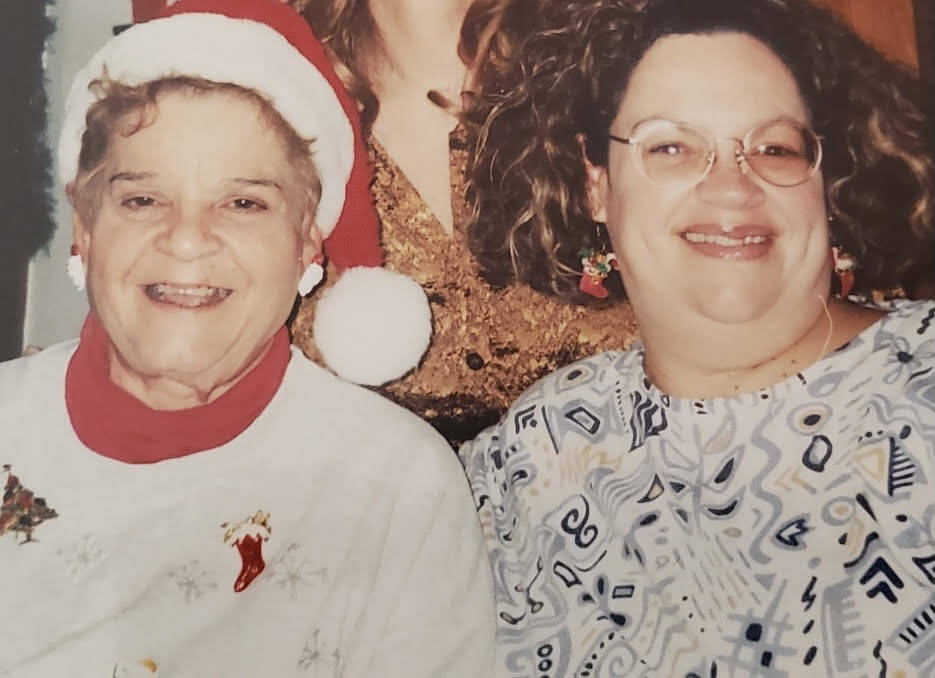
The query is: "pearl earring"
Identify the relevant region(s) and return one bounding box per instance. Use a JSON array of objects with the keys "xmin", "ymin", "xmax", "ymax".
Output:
[
  {"xmin": 298, "ymin": 254, "xmax": 325, "ymax": 296},
  {"xmin": 67, "ymin": 245, "xmax": 86, "ymax": 292}
]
